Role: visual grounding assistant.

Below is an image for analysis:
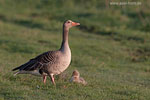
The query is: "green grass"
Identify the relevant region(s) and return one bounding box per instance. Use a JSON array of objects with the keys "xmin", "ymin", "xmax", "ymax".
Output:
[{"xmin": 0, "ymin": 0, "xmax": 150, "ymax": 100}]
